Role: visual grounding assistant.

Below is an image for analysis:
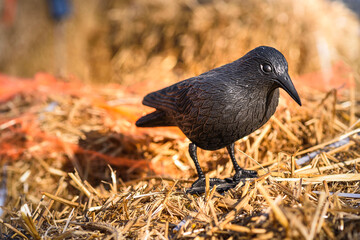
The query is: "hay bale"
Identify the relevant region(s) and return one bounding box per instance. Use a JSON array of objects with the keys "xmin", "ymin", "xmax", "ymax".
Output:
[
  {"xmin": 0, "ymin": 0, "xmax": 359, "ymax": 86},
  {"xmin": 109, "ymin": 0, "xmax": 360, "ymax": 85}
]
